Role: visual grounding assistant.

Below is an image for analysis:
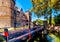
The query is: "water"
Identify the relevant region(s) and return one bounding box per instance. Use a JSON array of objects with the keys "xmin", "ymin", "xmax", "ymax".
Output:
[
  {"xmin": 30, "ymin": 33, "xmax": 60, "ymax": 42},
  {"xmin": 47, "ymin": 33, "xmax": 60, "ymax": 42}
]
